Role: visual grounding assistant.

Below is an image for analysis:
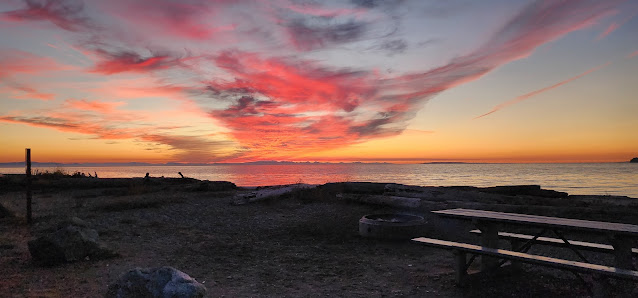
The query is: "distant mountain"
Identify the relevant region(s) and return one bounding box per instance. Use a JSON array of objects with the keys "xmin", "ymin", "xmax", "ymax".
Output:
[
  {"xmin": 422, "ymin": 162, "xmax": 471, "ymax": 164},
  {"xmin": 631, "ymin": 158, "xmax": 638, "ymax": 163},
  {"xmin": 0, "ymin": 161, "xmax": 394, "ymax": 167}
]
